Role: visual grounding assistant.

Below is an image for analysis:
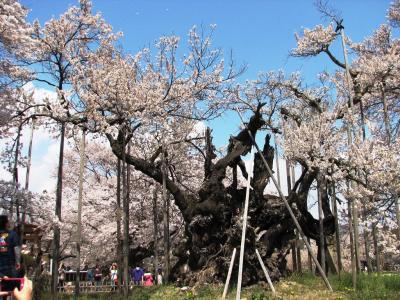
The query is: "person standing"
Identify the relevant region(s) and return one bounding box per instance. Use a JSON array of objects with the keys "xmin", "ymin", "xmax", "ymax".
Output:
[
  {"xmin": 87, "ymin": 267, "xmax": 94, "ymax": 286},
  {"xmin": 0, "ymin": 215, "xmax": 21, "ymax": 278},
  {"xmin": 110, "ymin": 263, "xmax": 118, "ymax": 291},
  {"xmin": 156, "ymin": 268, "xmax": 163, "ymax": 285},
  {"xmin": 94, "ymin": 264, "xmax": 102, "ymax": 291},
  {"xmin": 58, "ymin": 263, "xmax": 66, "ymax": 292},
  {"xmin": 132, "ymin": 266, "xmax": 144, "ymax": 286},
  {"xmin": 143, "ymin": 271, "xmax": 153, "ymax": 286}
]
